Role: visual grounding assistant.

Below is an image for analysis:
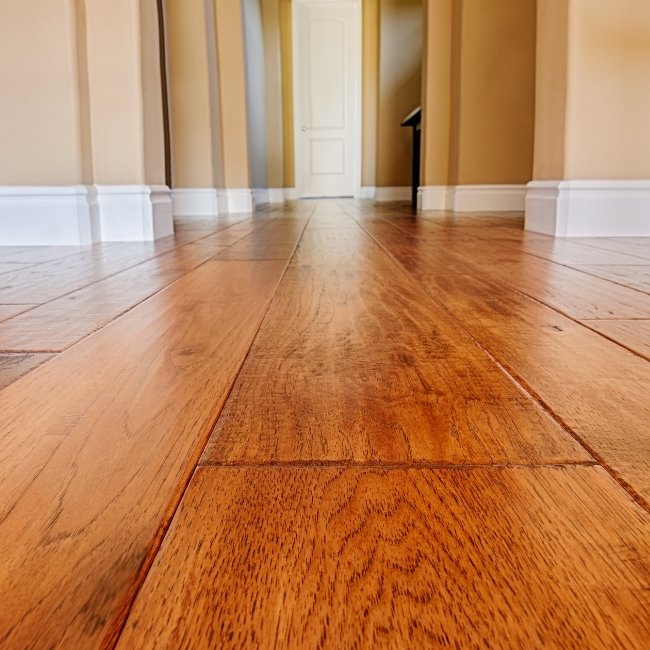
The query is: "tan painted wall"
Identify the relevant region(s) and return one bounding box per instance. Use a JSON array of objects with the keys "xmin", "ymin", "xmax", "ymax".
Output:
[
  {"xmin": 213, "ymin": 0, "xmax": 251, "ymax": 189},
  {"xmin": 362, "ymin": 0, "xmax": 380, "ymax": 187},
  {"xmin": 279, "ymin": 0, "xmax": 294, "ymax": 188},
  {"xmin": 164, "ymin": 0, "xmax": 216, "ymax": 187},
  {"xmin": 0, "ymin": 0, "xmax": 84, "ymax": 185},
  {"xmin": 532, "ymin": 0, "xmax": 568, "ymax": 180},
  {"xmin": 420, "ymin": 0, "xmax": 453, "ymax": 186},
  {"xmin": 262, "ymin": 0, "xmax": 285, "ymax": 188},
  {"xmin": 565, "ymin": 0, "xmax": 650, "ymax": 179},
  {"xmin": 454, "ymin": 0, "xmax": 536, "ymax": 185},
  {"xmin": 376, "ymin": 0, "xmax": 423, "ymax": 188}
]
